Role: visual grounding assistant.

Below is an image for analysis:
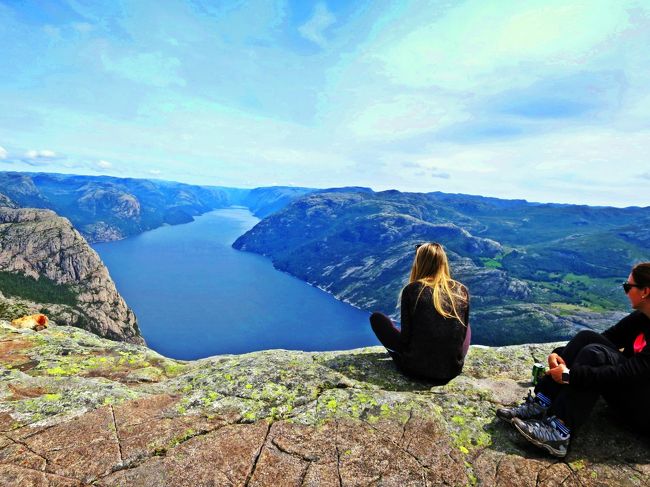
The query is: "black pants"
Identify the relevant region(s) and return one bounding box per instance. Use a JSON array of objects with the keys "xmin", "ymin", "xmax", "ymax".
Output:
[
  {"xmin": 534, "ymin": 330, "xmax": 644, "ymax": 431},
  {"xmin": 370, "ymin": 312, "xmax": 402, "ymax": 351},
  {"xmin": 370, "ymin": 312, "xmax": 403, "ymax": 362}
]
